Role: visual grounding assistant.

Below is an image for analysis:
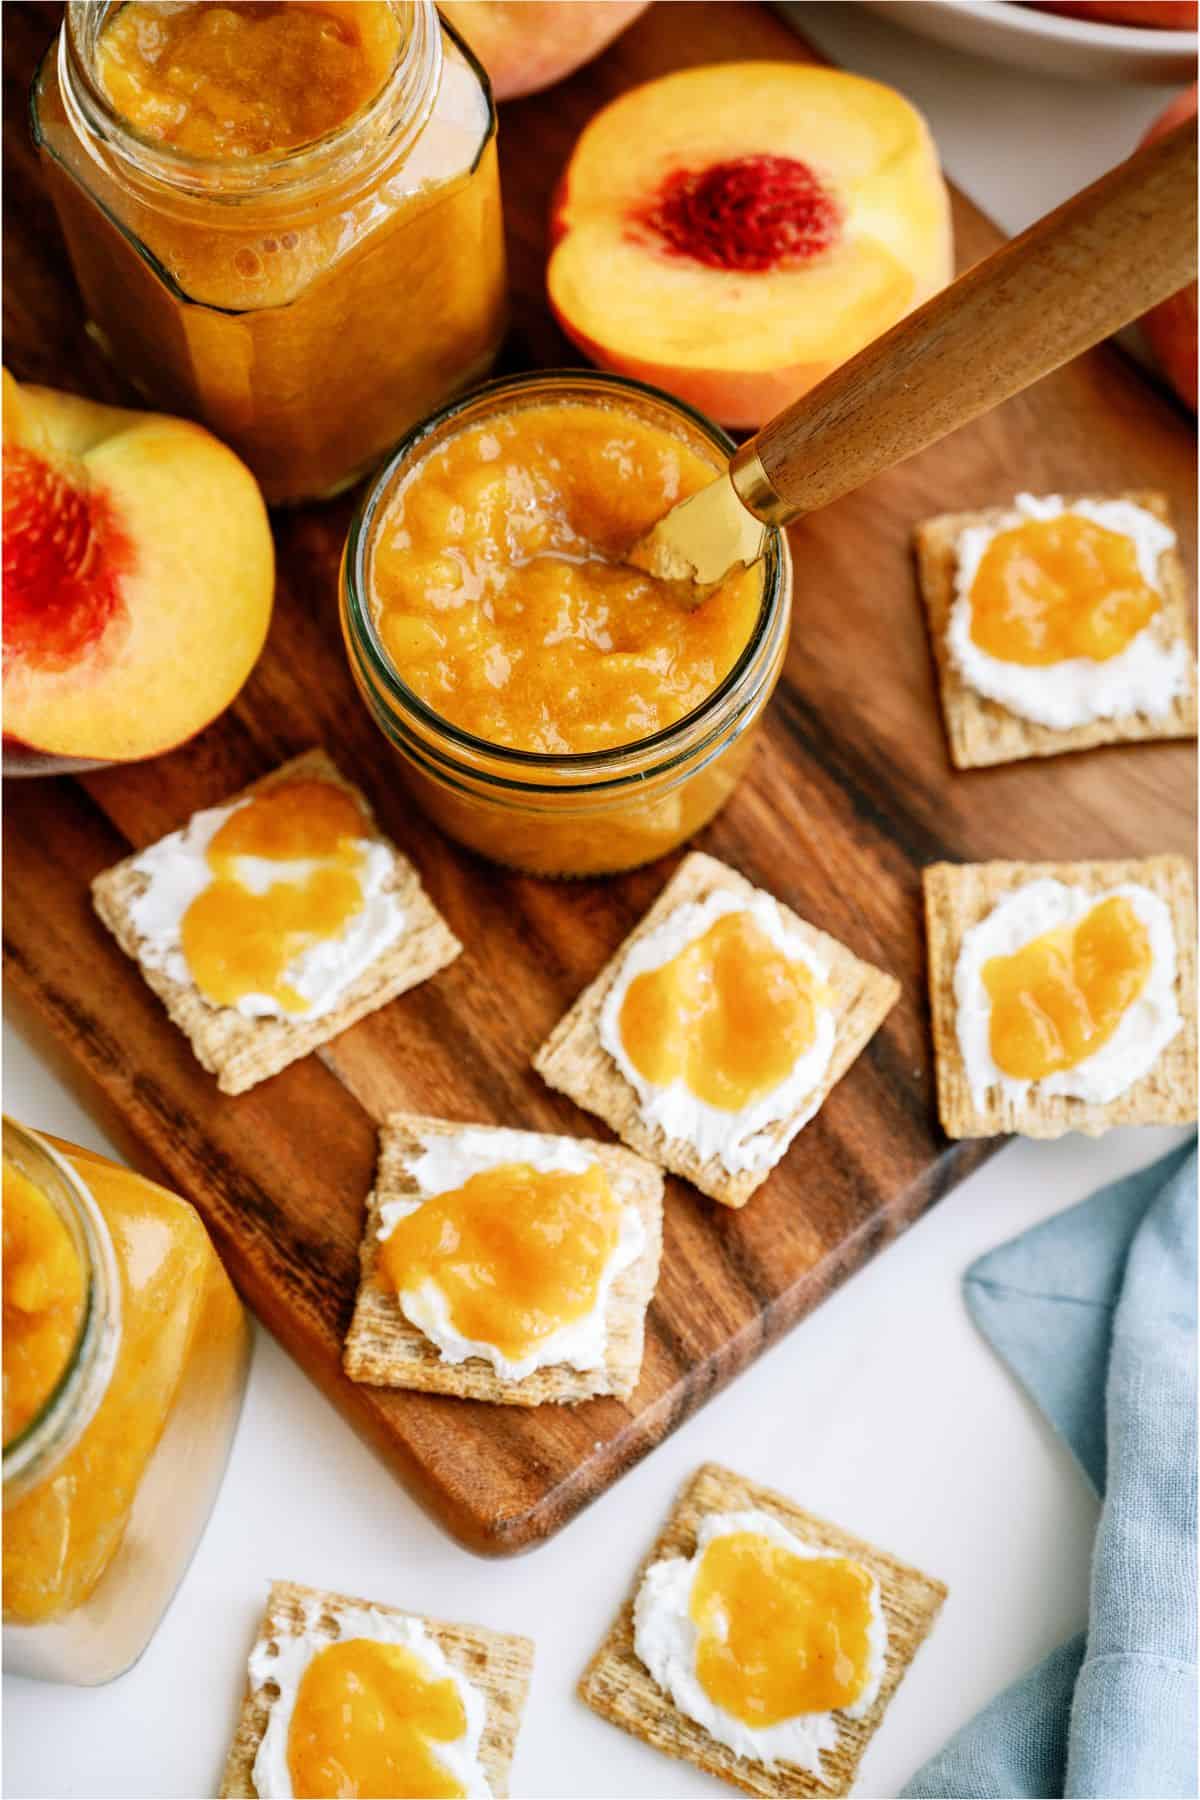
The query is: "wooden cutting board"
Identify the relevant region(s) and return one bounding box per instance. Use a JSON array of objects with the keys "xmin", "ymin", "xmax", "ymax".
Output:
[{"xmin": 3, "ymin": 2, "xmax": 1195, "ymax": 1554}]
